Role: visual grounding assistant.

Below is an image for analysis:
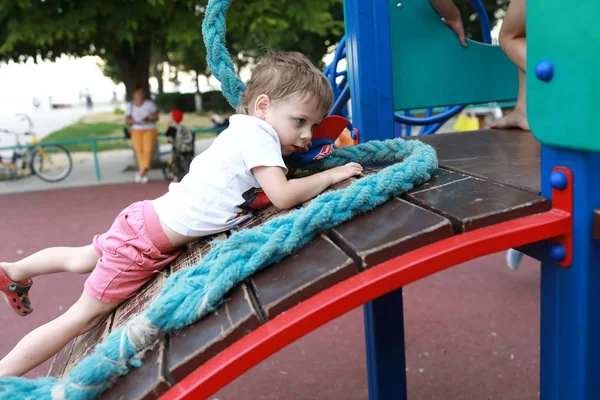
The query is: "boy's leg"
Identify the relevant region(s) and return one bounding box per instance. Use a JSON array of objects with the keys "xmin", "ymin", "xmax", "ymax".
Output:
[
  {"xmin": 490, "ymin": 0, "xmax": 529, "ymax": 130},
  {"xmin": 0, "ymin": 291, "xmax": 118, "ymax": 377},
  {"xmin": 1, "ymin": 245, "xmax": 98, "ymax": 284}
]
